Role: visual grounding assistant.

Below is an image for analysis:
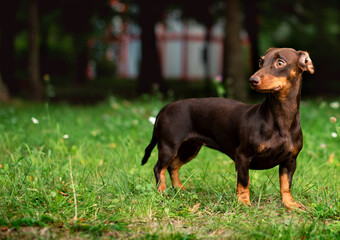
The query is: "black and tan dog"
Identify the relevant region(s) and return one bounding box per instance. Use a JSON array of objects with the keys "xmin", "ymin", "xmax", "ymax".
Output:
[{"xmin": 141, "ymin": 48, "xmax": 314, "ymax": 209}]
